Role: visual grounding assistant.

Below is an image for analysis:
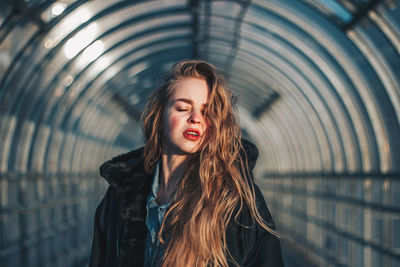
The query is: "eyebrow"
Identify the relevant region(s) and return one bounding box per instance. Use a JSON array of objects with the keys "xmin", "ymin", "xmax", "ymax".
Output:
[
  {"xmin": 175, "ymin": 98, "xmax": 208, "ymax": 108},
  {"xmin": 175, "ymin": 98, "xmax": 192, "ymax": 104}
]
